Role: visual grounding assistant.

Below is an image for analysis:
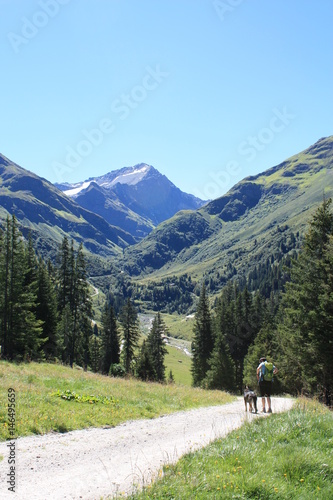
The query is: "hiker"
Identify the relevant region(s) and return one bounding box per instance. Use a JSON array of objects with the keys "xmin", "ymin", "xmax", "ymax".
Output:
[{"xmin": 256, "ymin": 357, "xmax": 278, "ymax": 413}]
